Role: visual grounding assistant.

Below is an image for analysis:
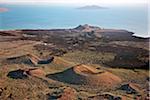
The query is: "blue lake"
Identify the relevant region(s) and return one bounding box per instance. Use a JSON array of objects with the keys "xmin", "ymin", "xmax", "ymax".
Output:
[{"xmin": 0, "ymin": 4, "xmax": 148, "ymax": 37}]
